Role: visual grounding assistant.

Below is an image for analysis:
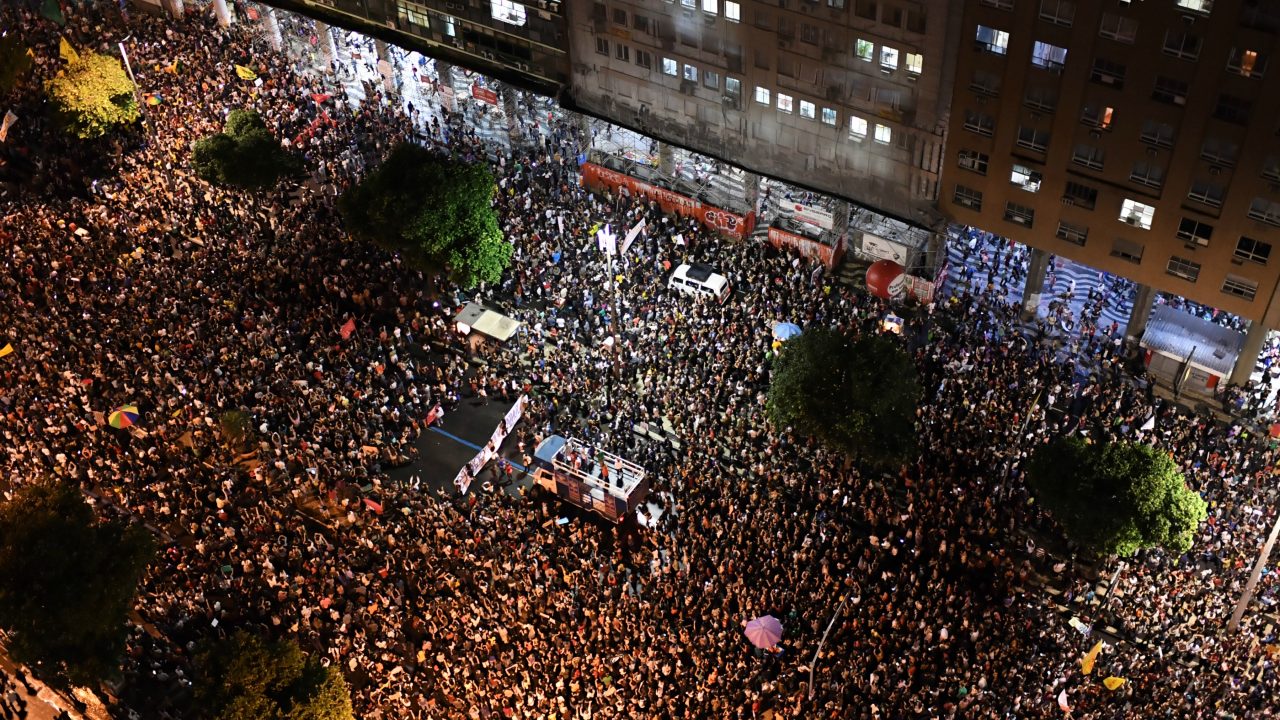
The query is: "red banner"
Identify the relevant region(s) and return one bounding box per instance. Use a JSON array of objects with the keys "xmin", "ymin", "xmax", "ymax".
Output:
[
  {"xmin": 580, "ymin": 162, "xmax": 754, "ymax": 240},
  {"xmin": 767, "ymin": 226, "xmax": 845, "ymax": 270},
  {"xmin": 471, "ymin": 83, "xmax": 498, "ymax": 106}
]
